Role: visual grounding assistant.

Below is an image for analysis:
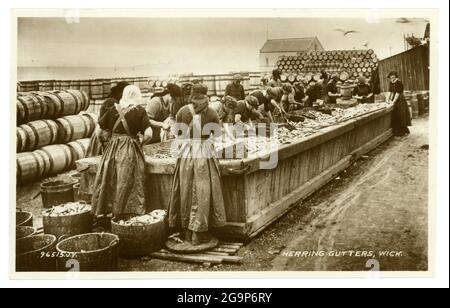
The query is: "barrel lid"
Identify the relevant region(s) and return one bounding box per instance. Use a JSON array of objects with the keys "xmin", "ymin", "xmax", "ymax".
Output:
[
  {"xmin": 280, "ymin": 74, "xmax": 288, "ymax": 82},
  {"xmin": 340, "ymin": 71, "xmax": 350, "ymax": 81}
]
